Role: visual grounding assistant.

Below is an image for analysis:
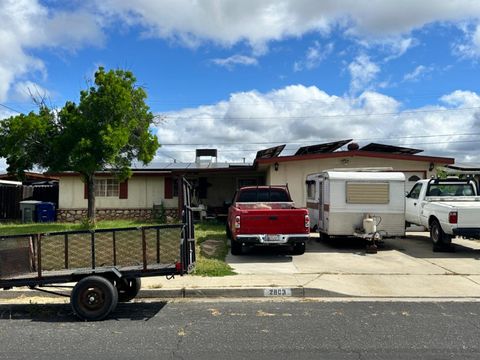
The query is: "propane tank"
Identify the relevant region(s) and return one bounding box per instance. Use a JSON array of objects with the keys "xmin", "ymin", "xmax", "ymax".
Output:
[{"xmin": 363, "ymin": 214, "xmax": 377, "ymax": 234}]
